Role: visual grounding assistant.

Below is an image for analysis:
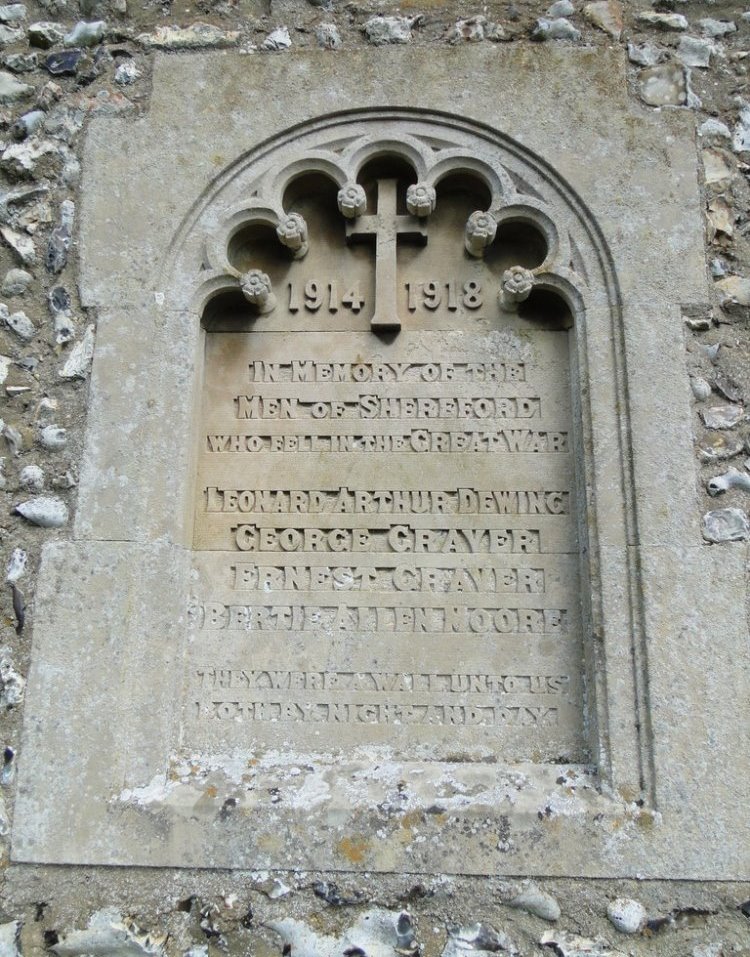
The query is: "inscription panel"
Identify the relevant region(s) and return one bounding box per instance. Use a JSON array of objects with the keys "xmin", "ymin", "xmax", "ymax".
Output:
[{"xmin": 188, "ymin": 330, "xmax": 585, "ymax": 761}]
